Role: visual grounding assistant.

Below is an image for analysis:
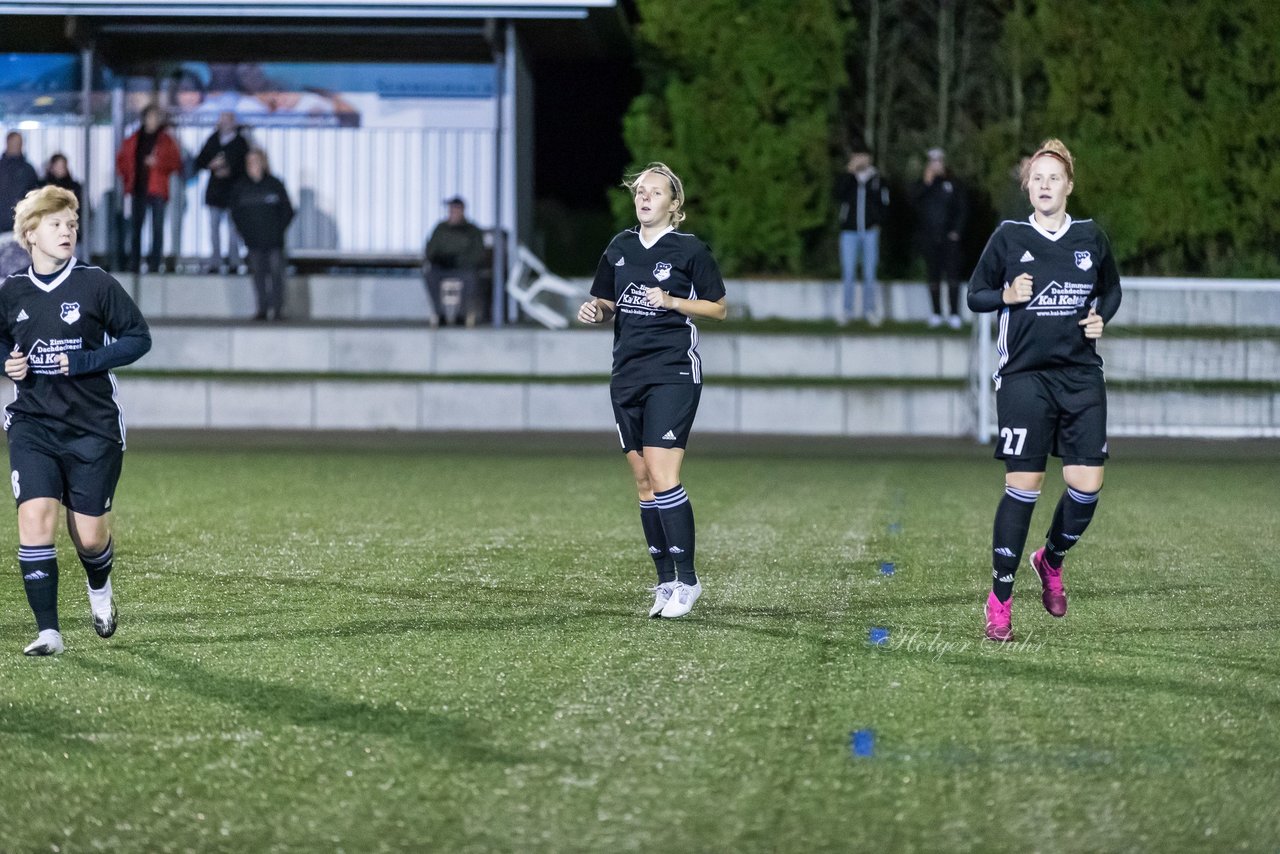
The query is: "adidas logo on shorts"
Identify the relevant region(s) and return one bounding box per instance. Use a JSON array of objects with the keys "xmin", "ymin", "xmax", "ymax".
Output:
[{"xmin": 661, "ymin": 430, "xmax": 677, "ymax": 441}]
